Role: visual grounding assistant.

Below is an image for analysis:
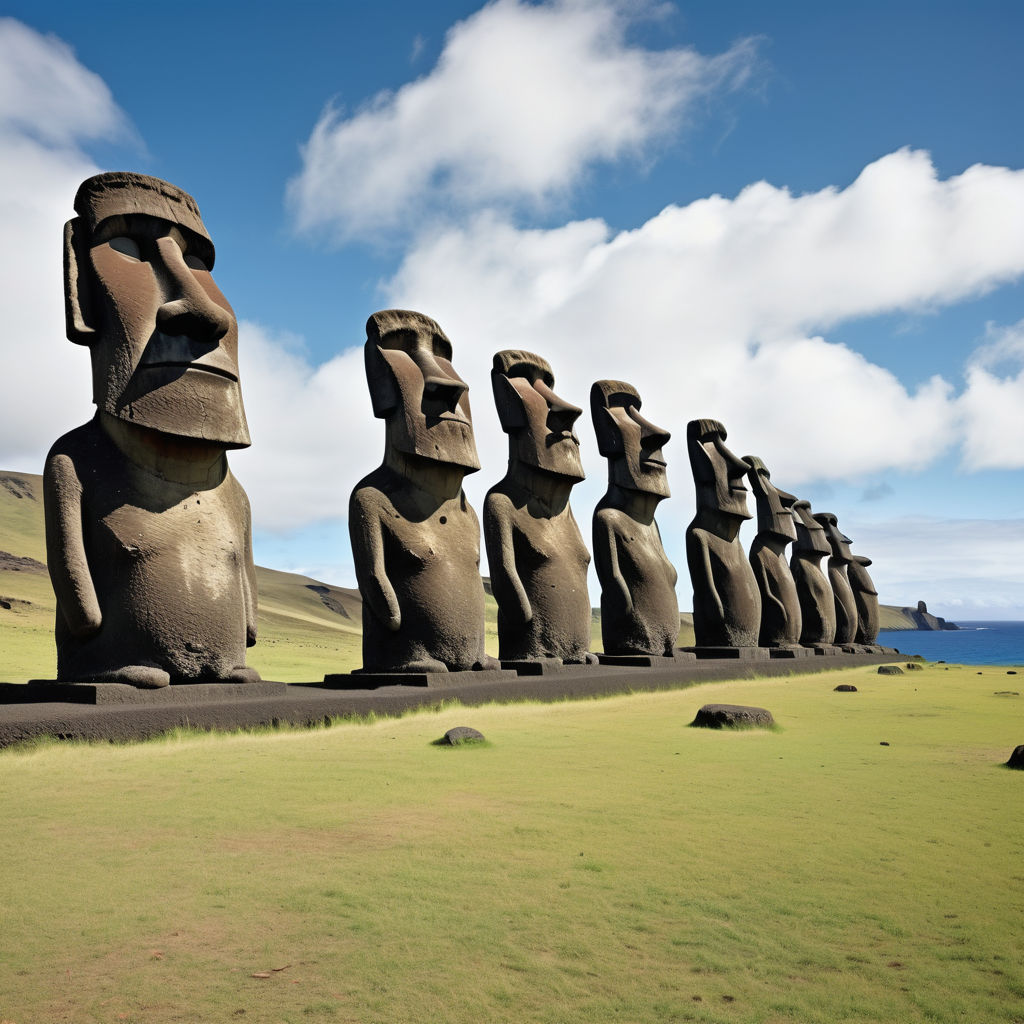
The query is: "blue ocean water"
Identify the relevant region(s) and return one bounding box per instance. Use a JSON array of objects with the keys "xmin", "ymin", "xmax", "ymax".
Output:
[{"xmin": 877, "ymin": 621, "xmax": 1024, "ymax": 666}]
